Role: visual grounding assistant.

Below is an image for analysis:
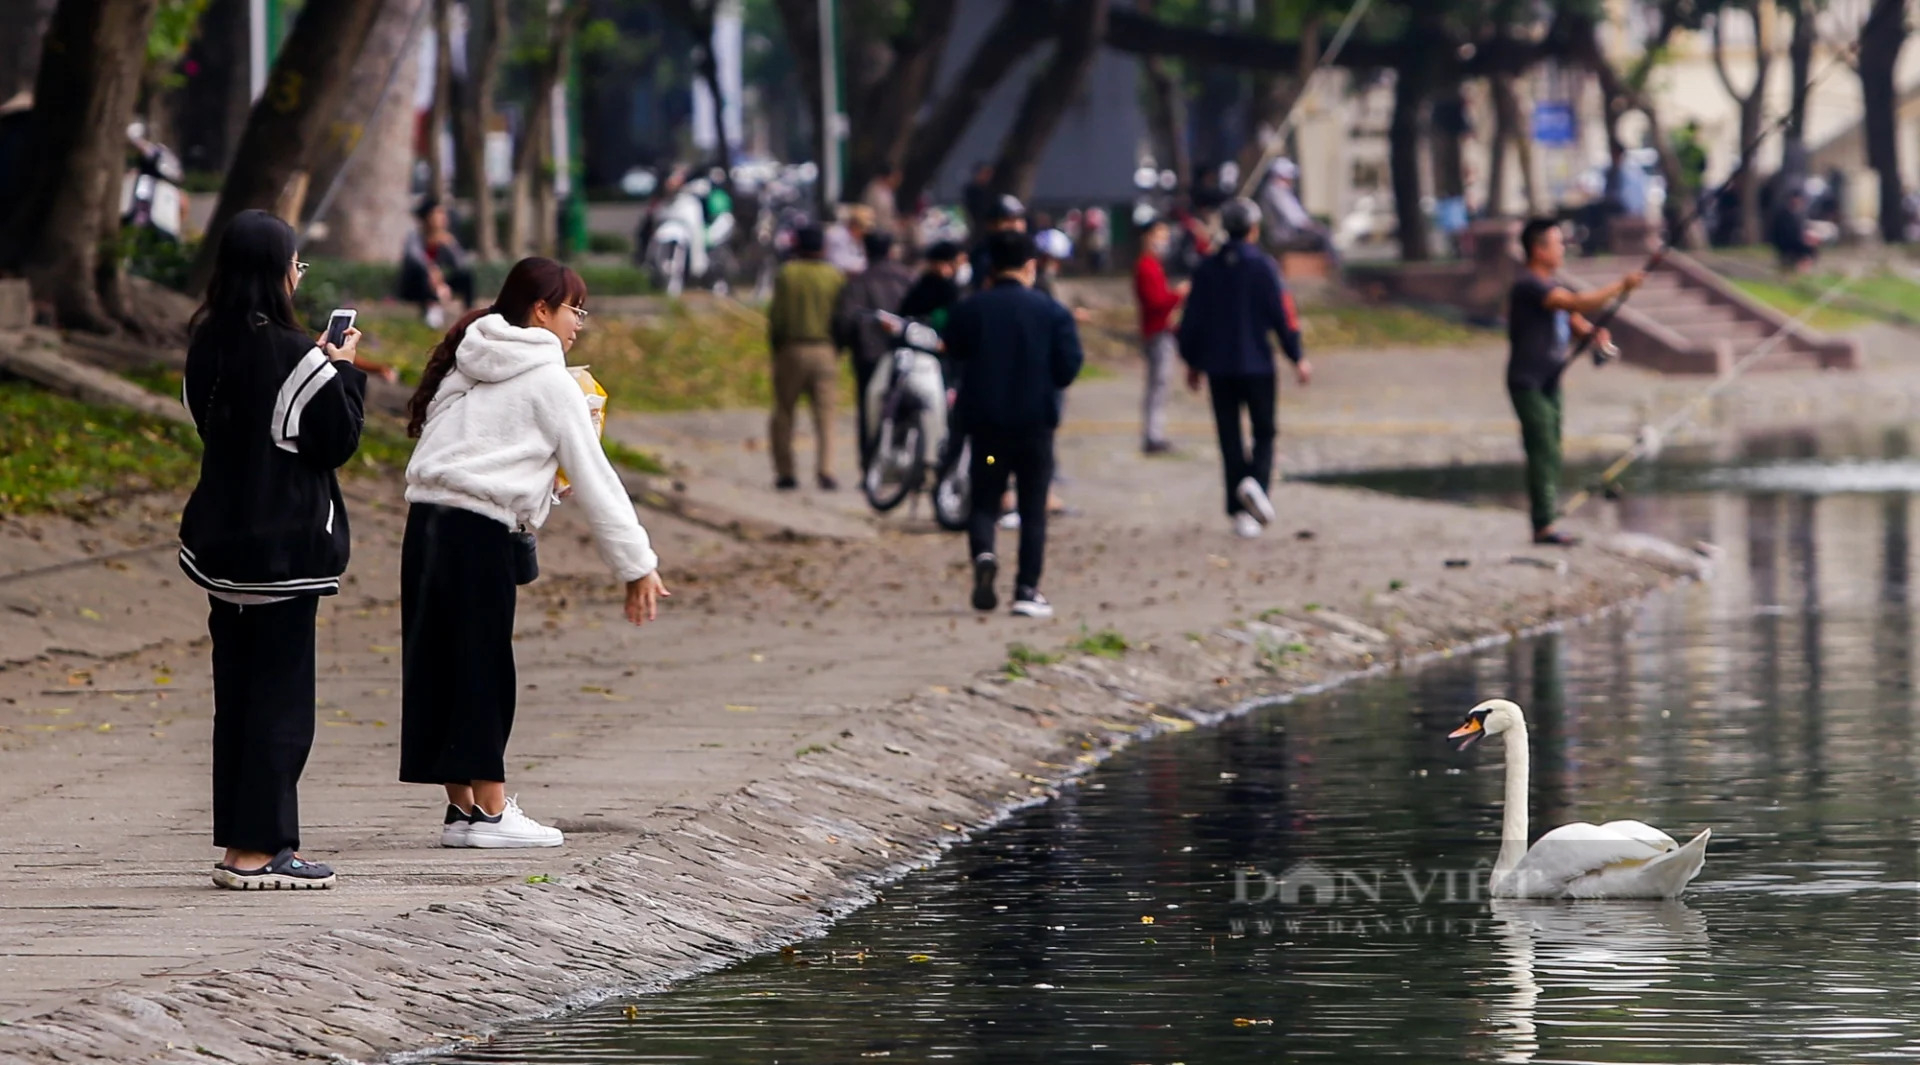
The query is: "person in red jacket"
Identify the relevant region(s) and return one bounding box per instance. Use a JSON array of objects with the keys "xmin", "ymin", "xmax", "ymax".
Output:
[{"xmin": 1133, "ymin": 218, "xmax": 1189, "ymax": 454}]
